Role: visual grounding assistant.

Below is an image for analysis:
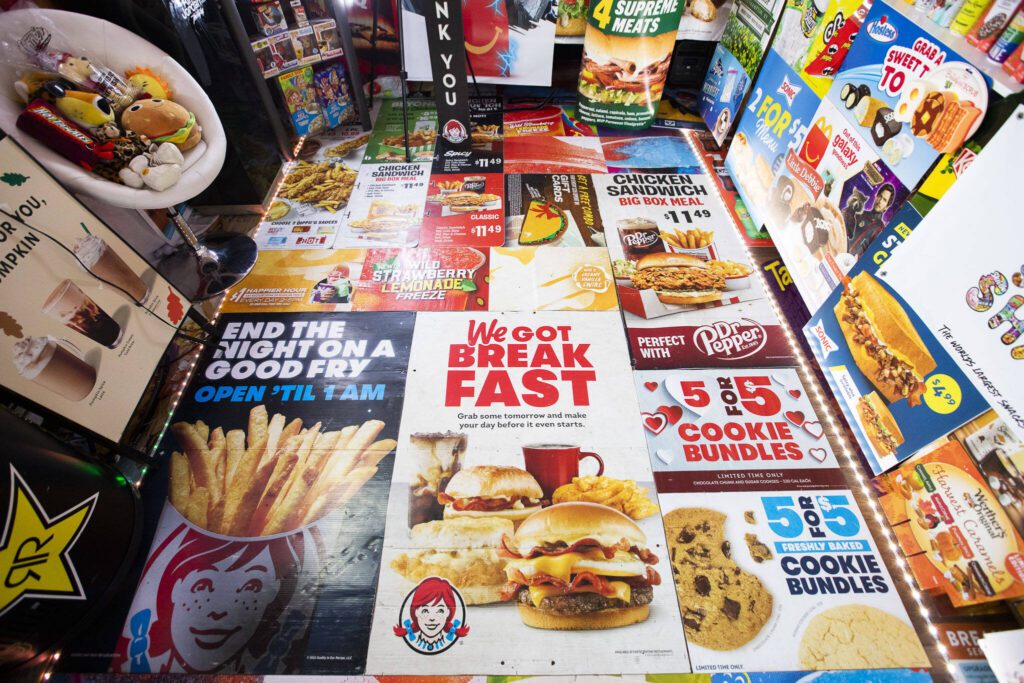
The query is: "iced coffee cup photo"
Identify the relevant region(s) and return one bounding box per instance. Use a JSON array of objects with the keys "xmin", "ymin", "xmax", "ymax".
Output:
[
  {"xmin": 522, "ymin": 443, "xmax": 605, "ymax": 499},
  {"xmin": 73, "ymin": 235, "xmax": 150, "ymax": 304},
  {"xmin": 12, "ymin": 335, "xmax": 97, "ymax": 402},
  {"xmin": 42, "ymin": 279, "xmax": 124, "ymax": 349}
]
